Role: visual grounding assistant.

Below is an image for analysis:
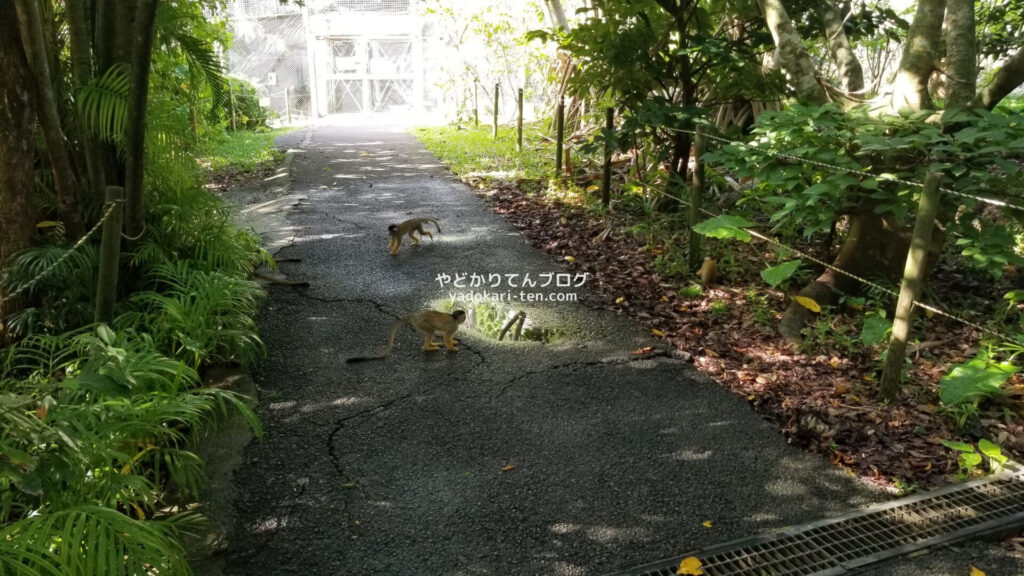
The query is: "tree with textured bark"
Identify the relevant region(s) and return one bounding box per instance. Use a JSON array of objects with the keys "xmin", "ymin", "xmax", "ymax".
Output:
[
  {"xmin": 14, "ymin": 0, "xmax": 86, "ymax": 238},
  {"xmin": 0, "ymin": 2, "xmax": 38, "ymax": 339},
  {"xmin": 752, "ymin": 0, "xmax": 1024, "ymax": 352},
  {"xmin": 761, "ymin": 0, "xmax": 828, "ymax": 104}
]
